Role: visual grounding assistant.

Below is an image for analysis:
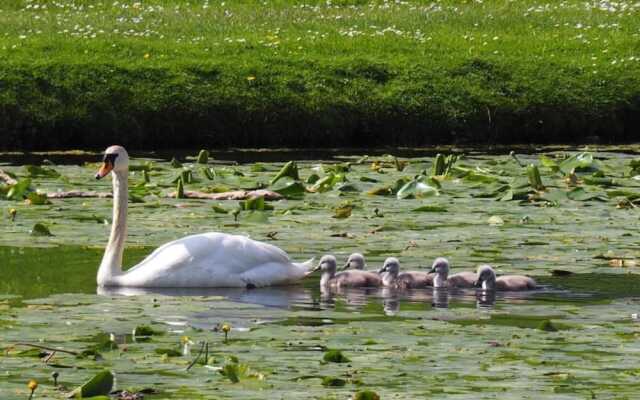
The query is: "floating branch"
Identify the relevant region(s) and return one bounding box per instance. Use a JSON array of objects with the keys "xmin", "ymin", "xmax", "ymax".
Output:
[
  {"xmin": 39, "ymin": 189, "xmax": 282, "ymax": 200},
  {"xmin": 46, "ymin": 191, "xmax": 112, "ymax": 199},
  {"xmin": 168, "ymin": 190, "xmax": 282, "ymax": 201},
  {"xmin": 0, "ymin": 168, "xmax": 18, "ymax": 185},
  {"xmin": 12, "ymin": 342, "xmax": 79, "ymax": 356}
]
